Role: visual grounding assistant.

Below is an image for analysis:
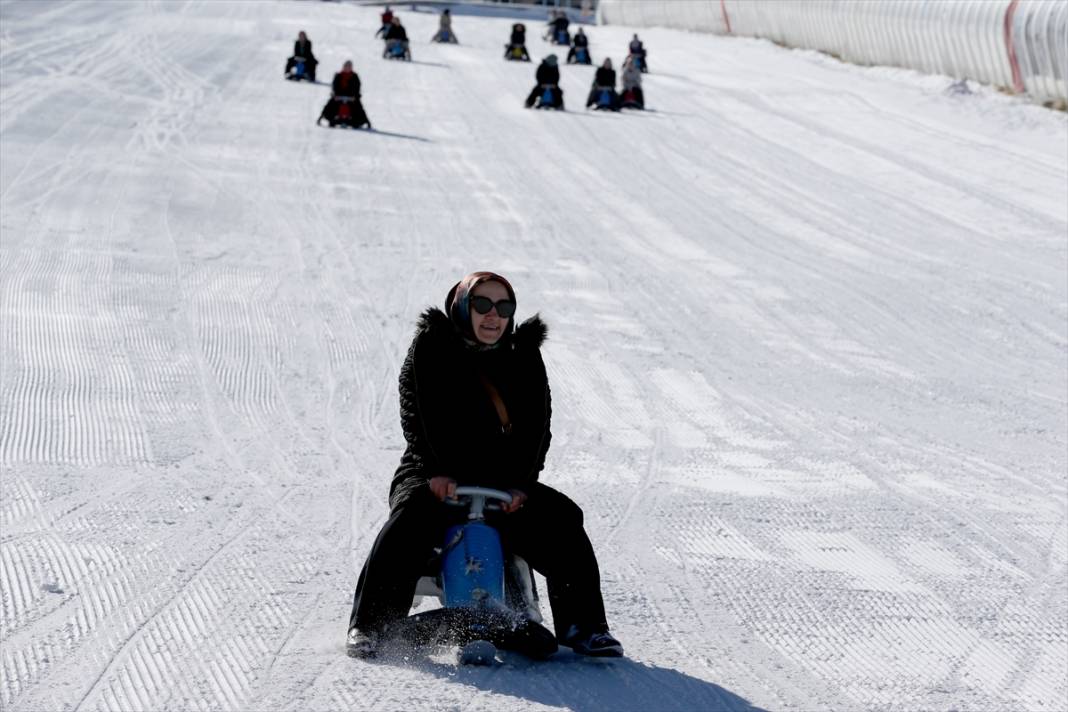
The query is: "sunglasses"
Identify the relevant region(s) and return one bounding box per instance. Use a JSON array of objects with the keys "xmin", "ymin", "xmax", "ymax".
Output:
[{"xmin": 470, "ymin": 296, "xmax": 516, "ymax": 318}]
